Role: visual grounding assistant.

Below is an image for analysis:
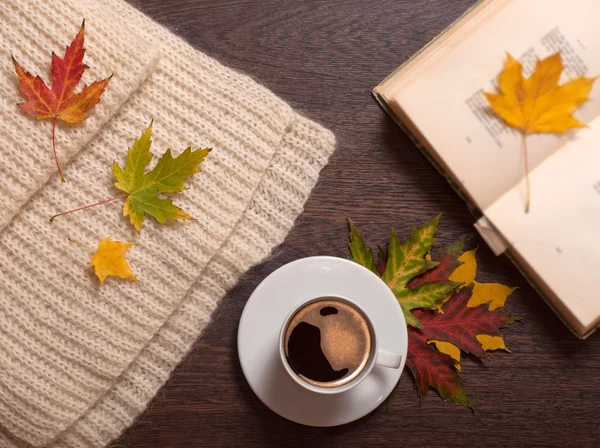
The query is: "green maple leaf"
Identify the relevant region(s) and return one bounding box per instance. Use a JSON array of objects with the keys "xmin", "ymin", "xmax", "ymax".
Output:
[
  {"xmin": 113, "ymin": 122, "xmax": 211, "ymax": 231},
  {"xmin": 348, "ymin": 218, "xmax": 378, "ymax": 275},
  {"xmin": 348, "ymin": 215, "xmax": 460, "ymax": 328}
]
